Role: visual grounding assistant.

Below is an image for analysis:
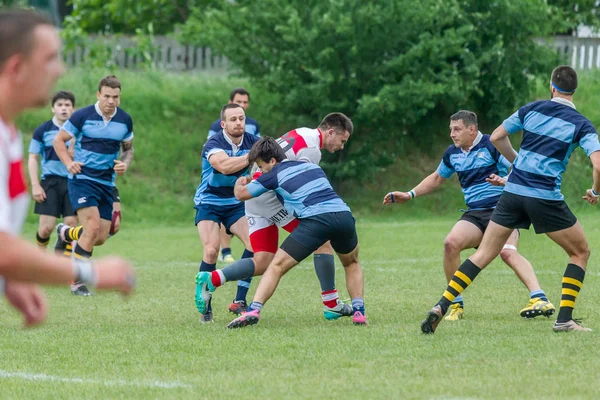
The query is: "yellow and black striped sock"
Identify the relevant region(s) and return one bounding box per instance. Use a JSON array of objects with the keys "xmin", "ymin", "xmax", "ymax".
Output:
[
  {"xmin": 63, "ymin": 243, "xmax": 73, "ymax": 257},
  {"xmin": 557, "ymin": 263, "xmax": 585, "ymax": 322},
  {"xmin": 35, "ymin": 232, "xmax": 50, "ymax": 250},
  {"xmin": 438, "ymin": 259, "xmax": 482, "ymax": 314},
  {"xmin": 67, "ymin": 226, "xmax": 84, "ymax": 242}
]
